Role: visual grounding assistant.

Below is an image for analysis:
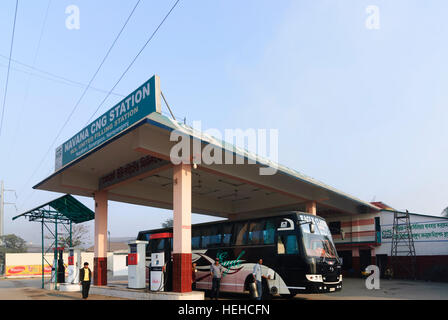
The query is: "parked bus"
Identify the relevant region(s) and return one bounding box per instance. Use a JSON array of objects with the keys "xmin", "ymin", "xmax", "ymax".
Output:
[{"xmin": 137, "ymin": 211, "xmax": 342, "ymax": 298}]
